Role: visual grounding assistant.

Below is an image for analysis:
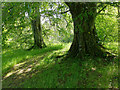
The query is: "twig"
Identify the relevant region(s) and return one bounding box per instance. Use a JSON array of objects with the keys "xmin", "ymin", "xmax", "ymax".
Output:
[{"xmin": 97, "ymin": 5, "xmax": 107, "ymax": 14}]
